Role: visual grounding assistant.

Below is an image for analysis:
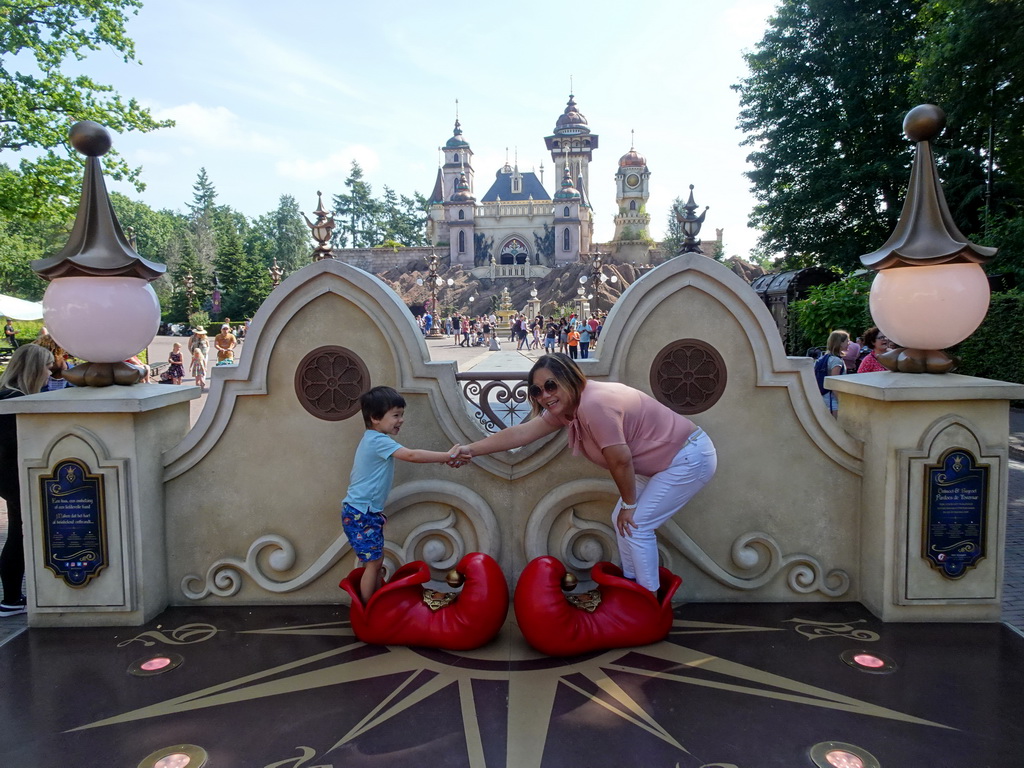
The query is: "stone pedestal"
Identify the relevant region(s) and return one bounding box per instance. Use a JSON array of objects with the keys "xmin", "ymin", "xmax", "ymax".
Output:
[
  {"xmin": 831, "ymin": 372, "xmax": 1024, "ymax": 621},
  {"xmin": 0, "ymin": 384, "xmax": 198, "ymax": 626}
]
